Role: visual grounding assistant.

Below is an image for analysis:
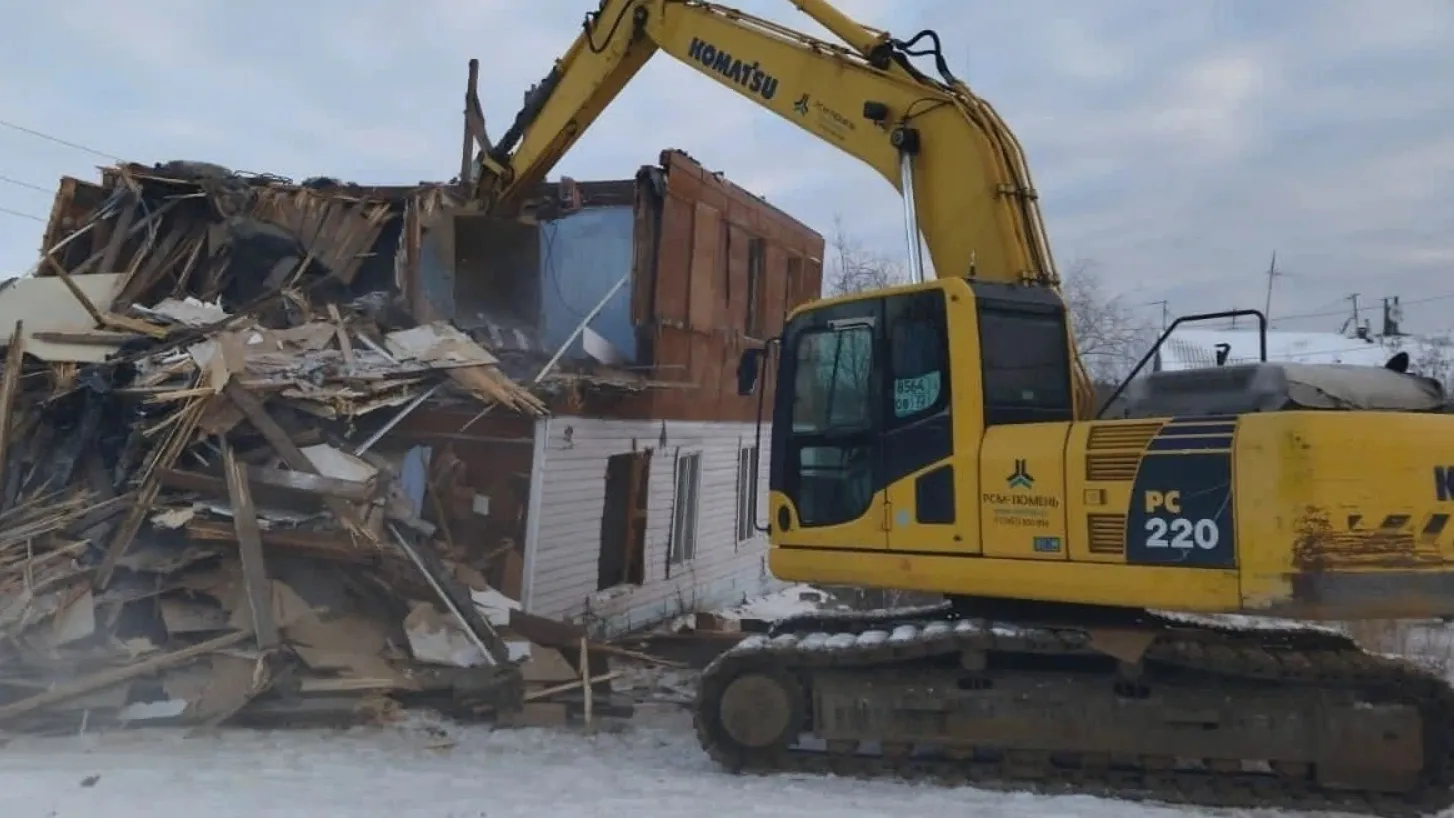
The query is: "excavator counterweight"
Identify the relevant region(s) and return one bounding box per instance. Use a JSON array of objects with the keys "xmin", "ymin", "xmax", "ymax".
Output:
[{"xmin": 465, "ymin": 2, "xmax": 1454, "ymax": 813}]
